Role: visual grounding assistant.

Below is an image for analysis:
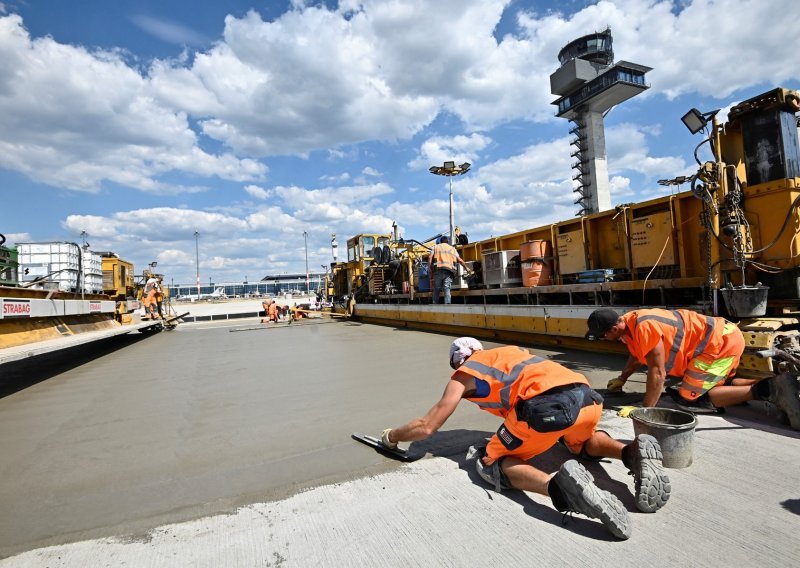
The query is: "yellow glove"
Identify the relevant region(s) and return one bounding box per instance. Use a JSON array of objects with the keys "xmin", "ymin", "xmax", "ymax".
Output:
[
  {"xmin": 617, "ymin": 406, "xmax": 638, "ymax": 418},
  {"xmin": 381, "ymin": 428, "xmax": 398, "ymax": 449},
  {"xmin": 607, "ymin": 378, "xmax": 627, "ymax": 392}
]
